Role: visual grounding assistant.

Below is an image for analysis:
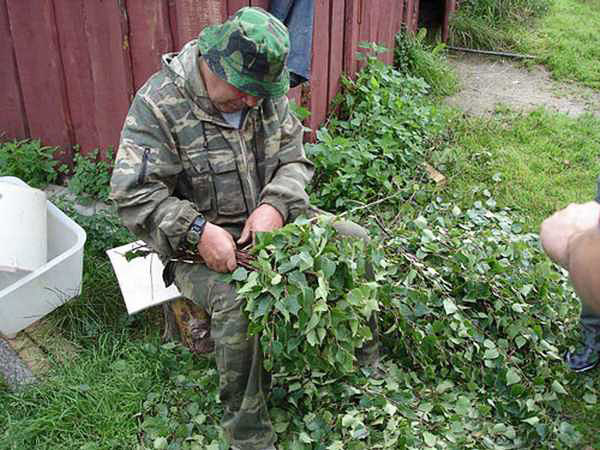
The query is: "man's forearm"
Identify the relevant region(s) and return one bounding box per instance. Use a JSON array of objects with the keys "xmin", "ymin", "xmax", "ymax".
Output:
[{"xmin": 259, "ymin": 161, "xmax": 313, "ymax": 221}]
